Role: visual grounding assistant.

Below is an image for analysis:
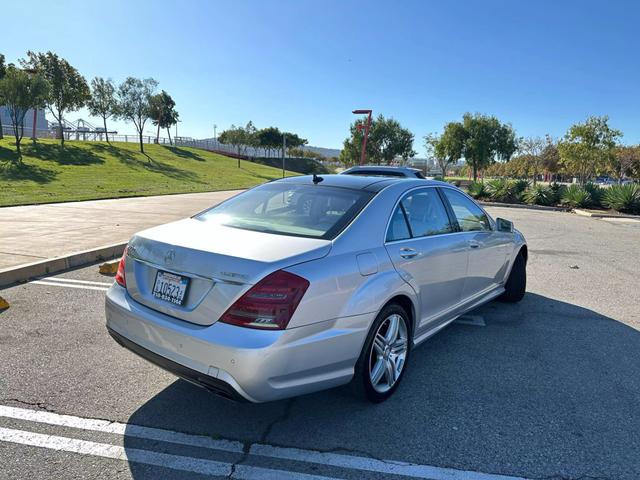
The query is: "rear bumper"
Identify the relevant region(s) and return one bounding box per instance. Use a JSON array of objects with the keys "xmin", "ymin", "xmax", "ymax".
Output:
[
  {"xmin": 107, "ymin": 326, "xmax": 246, "ymax": 402},
  {"xmin": 105, "ymin": 284, "xmax": 373, "ymax": 403}
]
